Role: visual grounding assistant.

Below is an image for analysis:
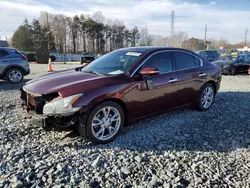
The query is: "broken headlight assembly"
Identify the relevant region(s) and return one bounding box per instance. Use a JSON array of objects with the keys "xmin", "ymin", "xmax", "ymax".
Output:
[{"xmin": 43, "ymin": 93, "xmax": 83, "ymax": 116}]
